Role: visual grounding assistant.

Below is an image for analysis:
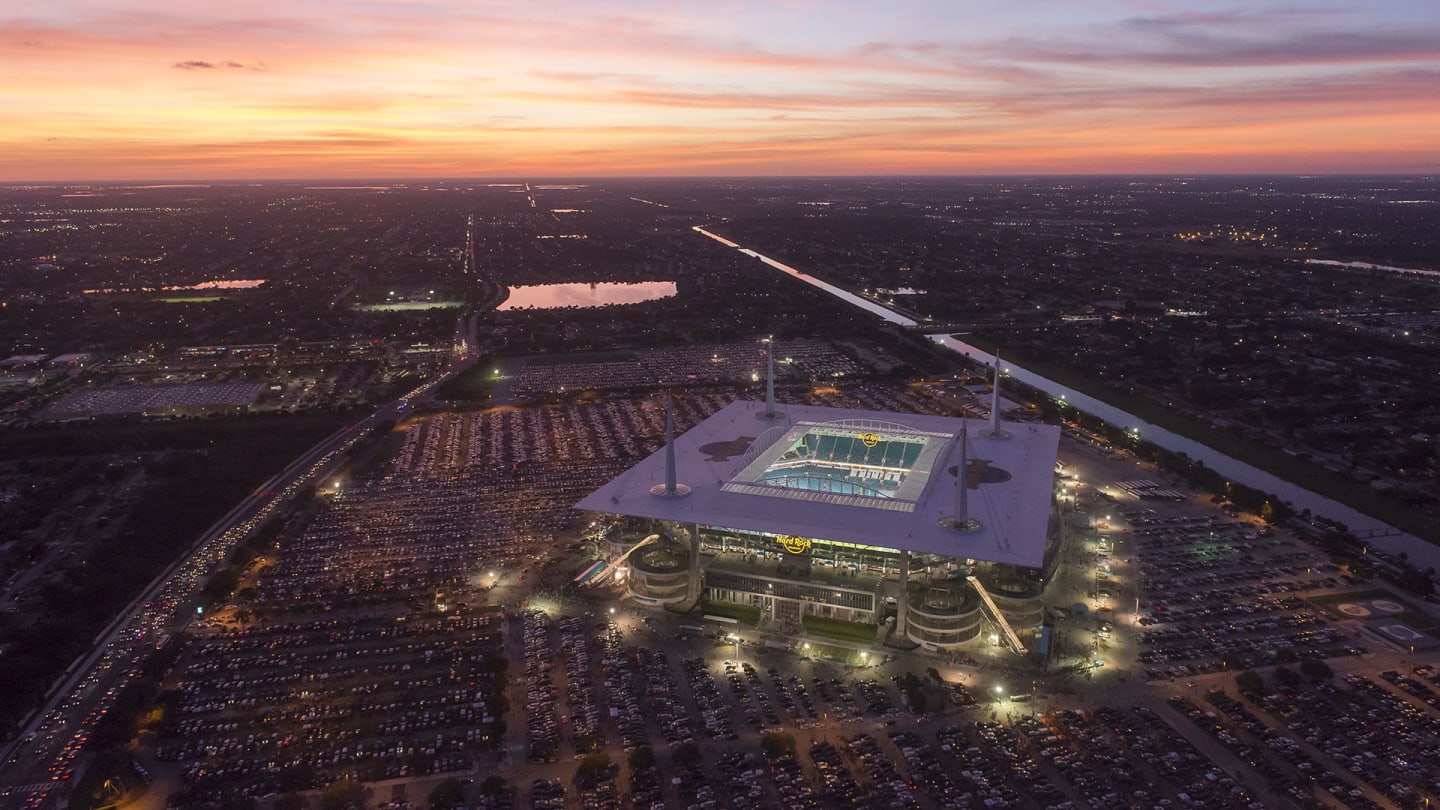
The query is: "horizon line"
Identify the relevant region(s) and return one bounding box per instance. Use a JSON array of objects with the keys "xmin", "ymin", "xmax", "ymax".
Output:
[{"xmin": 3, "ymin": 171, "xmax": 1438, "ymax": 187}]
